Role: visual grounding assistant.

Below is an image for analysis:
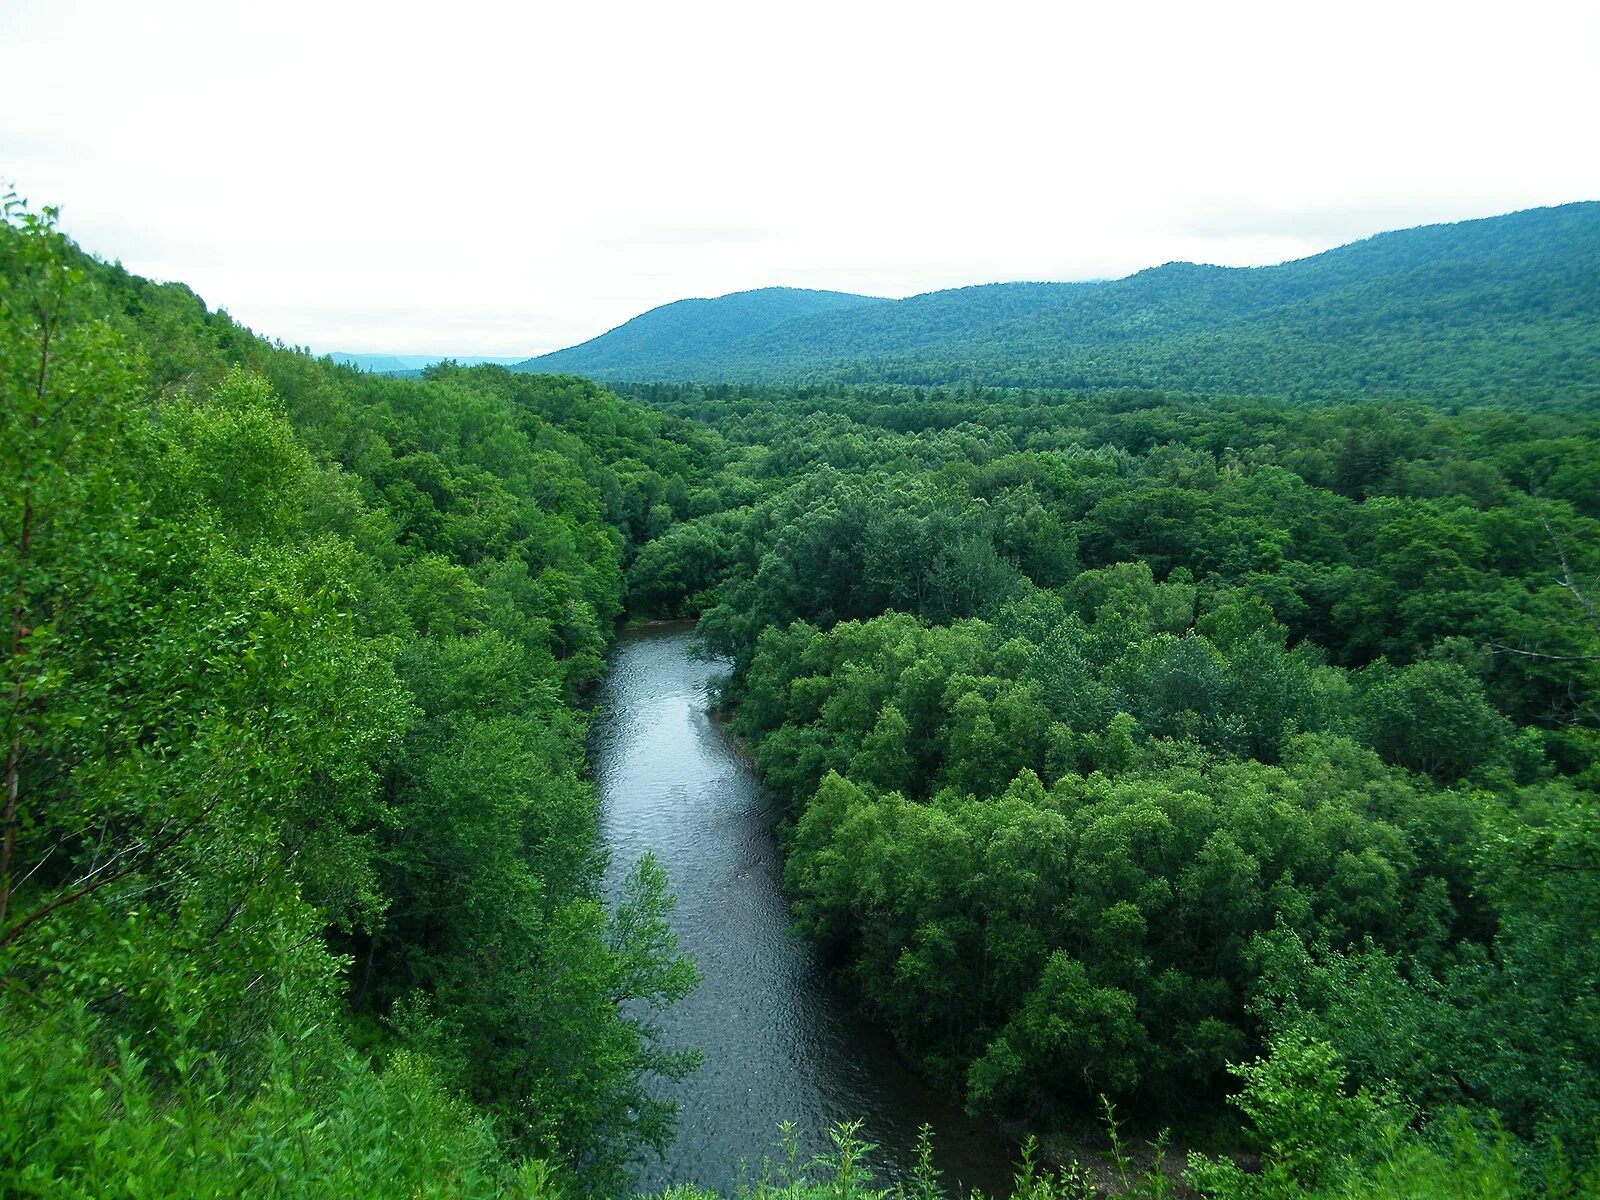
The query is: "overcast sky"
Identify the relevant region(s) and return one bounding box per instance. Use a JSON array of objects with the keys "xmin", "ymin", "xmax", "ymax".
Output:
[{"xmin": 4, "ymin": 1, "xmax": 1597, "ymax": 356}]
